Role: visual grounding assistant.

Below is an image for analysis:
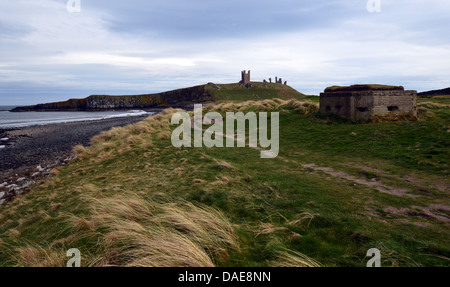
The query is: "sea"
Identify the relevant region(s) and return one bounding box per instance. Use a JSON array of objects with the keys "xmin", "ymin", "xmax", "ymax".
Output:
[{"xmin": 0, "ymin": 106, "xmax": 152, "ymax": 129}]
